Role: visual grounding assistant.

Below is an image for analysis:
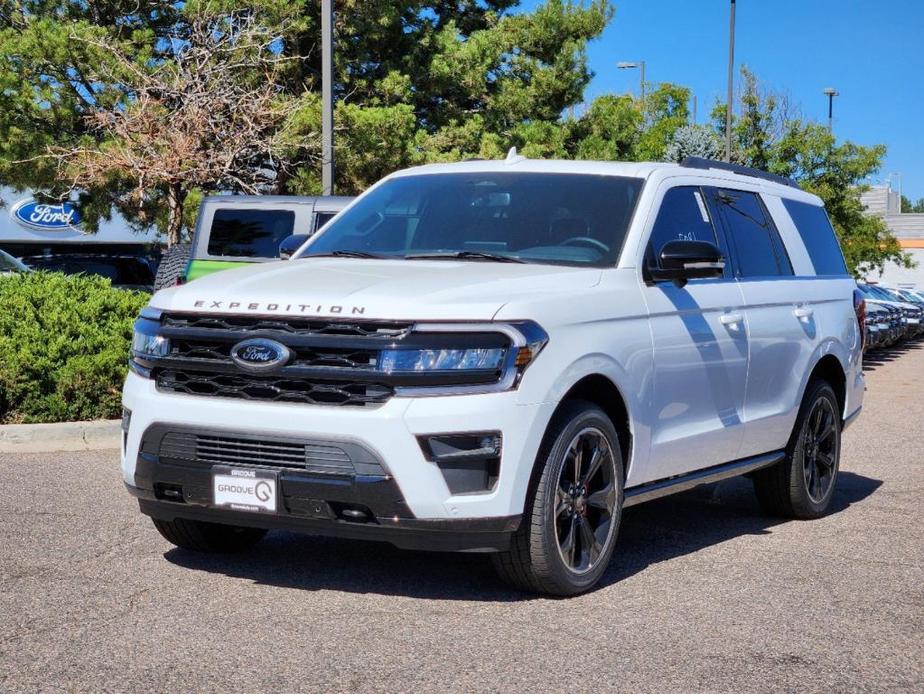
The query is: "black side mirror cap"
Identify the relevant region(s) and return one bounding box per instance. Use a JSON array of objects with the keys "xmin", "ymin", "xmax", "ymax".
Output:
[
  {"xmin": 648, "ymin": 239, "xmax": 725, "ymax": 286},
  {"xmin": 278, "ymin": 234, "xmax": 309, "ymax": 260}
]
